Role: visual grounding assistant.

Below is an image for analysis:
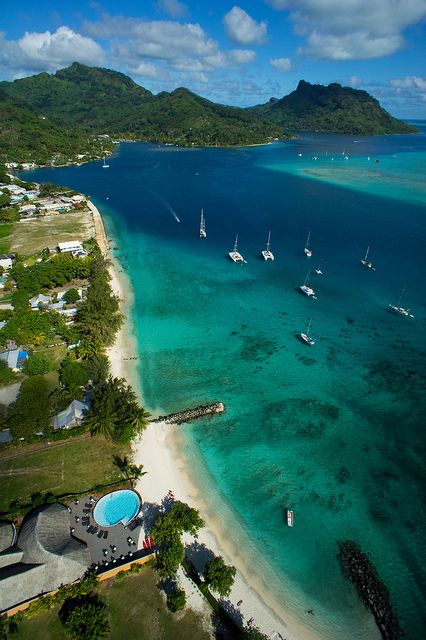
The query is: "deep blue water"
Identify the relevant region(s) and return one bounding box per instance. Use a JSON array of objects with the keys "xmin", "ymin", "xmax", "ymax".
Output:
[{"xmin": 25, "ymin": 124, "xmax": 426, "ymax": 639}]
